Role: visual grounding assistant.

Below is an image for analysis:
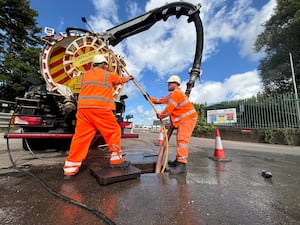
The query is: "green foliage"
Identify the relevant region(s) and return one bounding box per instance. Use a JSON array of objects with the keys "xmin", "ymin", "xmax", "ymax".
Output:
[
  {"xmin": 255, "ymin": 0, "xmax": 300, "ymax": 95},
  {"xmin": 281, "ymin": 128, "xmax": 294, "ymax": 145},
  {"xmin": 192, "ymin": 103, "xmax": 215, "ymax": 136},
  {"xmin": 0, "ymin": 0, "xmax": 42, "ymax": 101},
  {"xmin": 194, "ymin": 103, "xmax": 205, "ymax": 125},
  {"xmin": 261, "ymin": 128, "xmax": 300, "ymax": 145},
  {"xmin": 262, "ymin": 129, "xmax": 274, "ymax": 144},
  {"xmin": 192, "ymin": 124, "xmax": 215, "ymax": 136}
]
